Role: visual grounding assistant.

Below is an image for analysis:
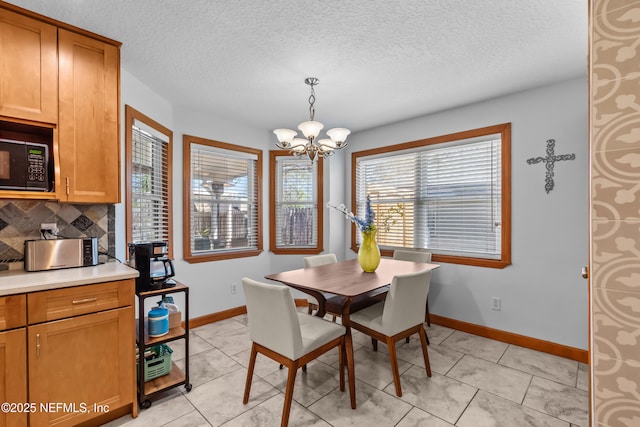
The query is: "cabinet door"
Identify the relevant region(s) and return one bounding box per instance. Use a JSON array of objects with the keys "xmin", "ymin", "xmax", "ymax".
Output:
[
  {"xmin": 58, "ymin": 29, "xmax": 120, "ymax": 203},
  {"xmin": 0, "ymin": 328, "xmax": 27, "ymax": 427},
  {"xmin": 28, "ymin": 307, "xmax": 134, "ymax": 427},
  {"xmin": 0, "ymin": 8, "xmax": 57, "ymax": 124}
]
